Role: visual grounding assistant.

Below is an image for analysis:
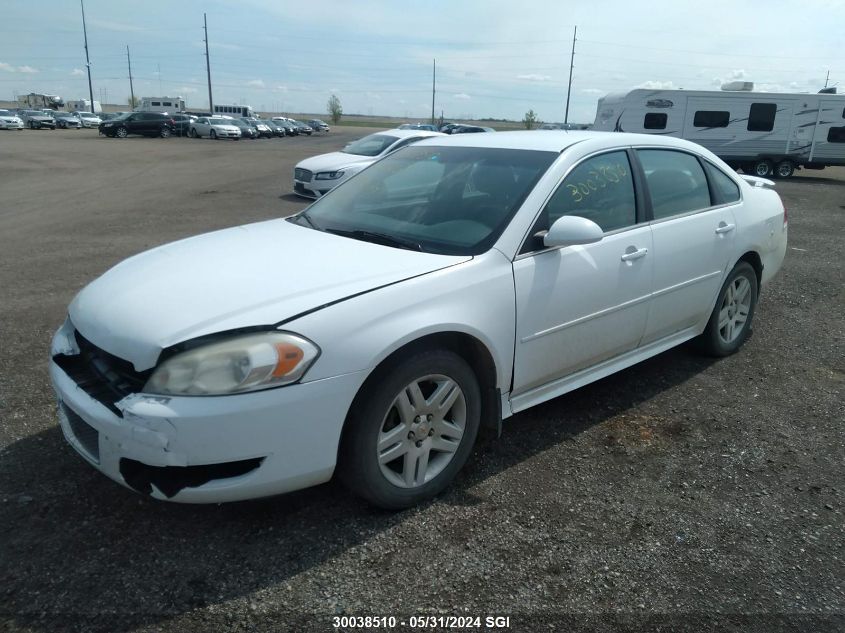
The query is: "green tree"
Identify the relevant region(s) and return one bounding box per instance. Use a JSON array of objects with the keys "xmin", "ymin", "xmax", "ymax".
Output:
[
  {"xmin": 327, "ymin": 94, "xmax": 343, "ymax": 124},
  {"xmin": 522, "ymin": 109, "xmax": 538, "ymax": 130}
]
